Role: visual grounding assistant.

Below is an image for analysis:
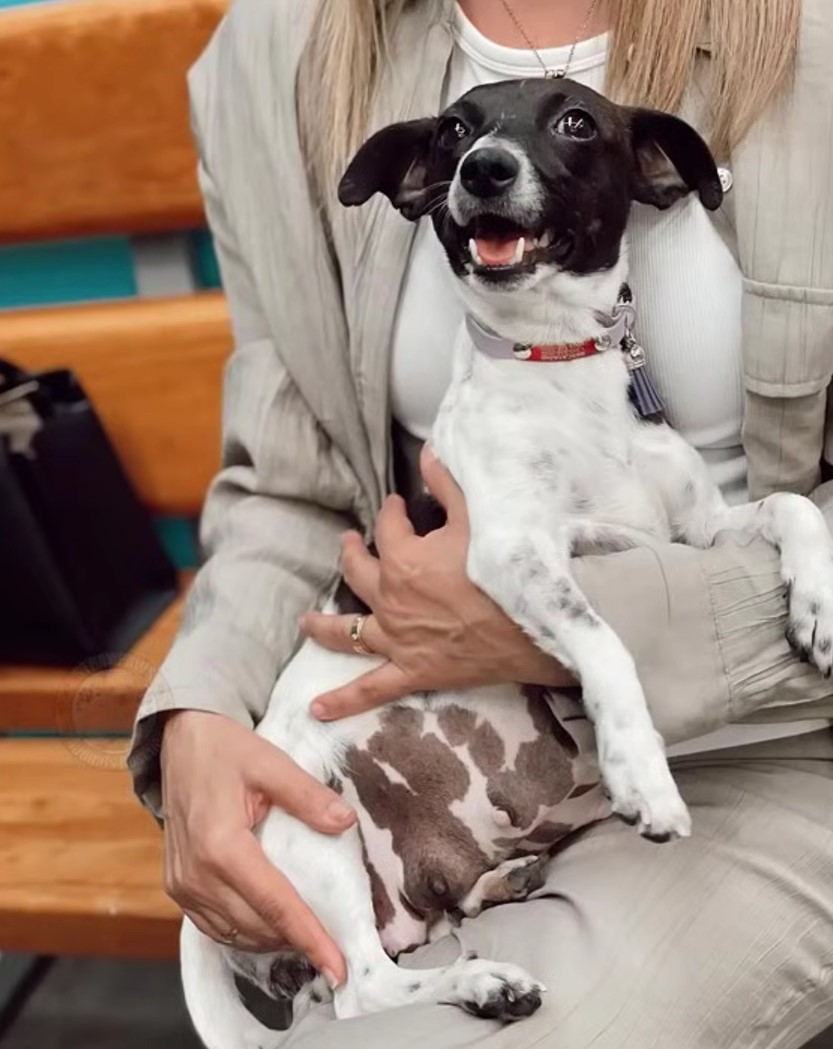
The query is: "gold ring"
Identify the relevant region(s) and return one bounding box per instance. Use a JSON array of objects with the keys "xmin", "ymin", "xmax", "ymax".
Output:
[
  {"xmin": 218, "ymin": 926, "xmax": 239, "ymax": 946},
  {"xmin": 349, "ymin": 614, "xmax": 374, "ymax": 656}
]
